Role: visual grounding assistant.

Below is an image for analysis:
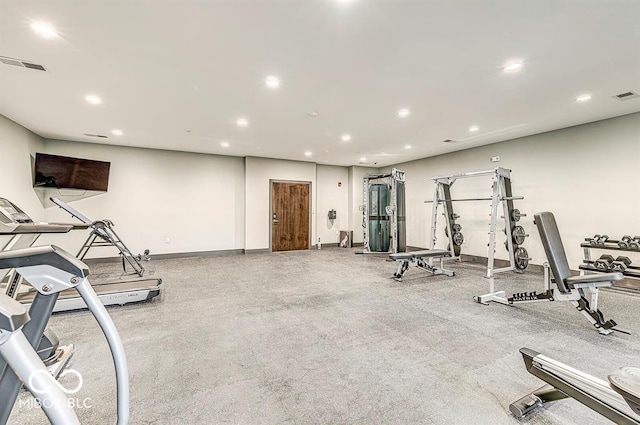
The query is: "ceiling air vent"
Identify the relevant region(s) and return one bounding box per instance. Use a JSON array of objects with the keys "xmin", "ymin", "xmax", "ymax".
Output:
[
  {"xmin": 83, "ymin": 133, "xmax": 108, "ymax": 138},
  {"xmin": 613, "ymin": 91, "xmax": 640, "ymax": 101},
  {"xmin": 0, "ymin": 56, "xmax": 47, "ymax": 71}
]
